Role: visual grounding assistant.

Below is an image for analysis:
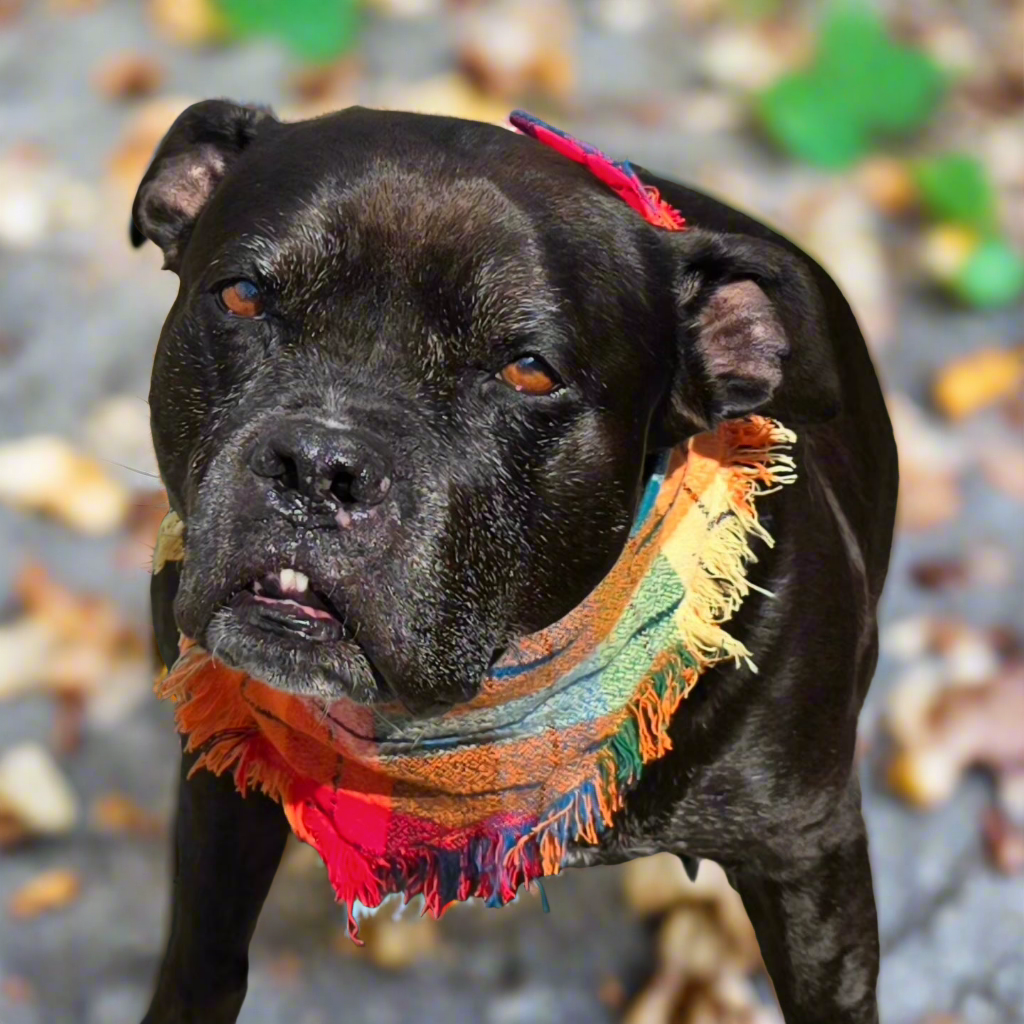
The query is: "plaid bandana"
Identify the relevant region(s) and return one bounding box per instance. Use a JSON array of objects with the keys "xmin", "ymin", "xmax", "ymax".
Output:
[
  {"xmin": 155, "ymin": 417, "xmax": 795, "ymax": 938},
  {"xmin": 152, "ymin": 114, "xmax": 794, "ymax": 939}
]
